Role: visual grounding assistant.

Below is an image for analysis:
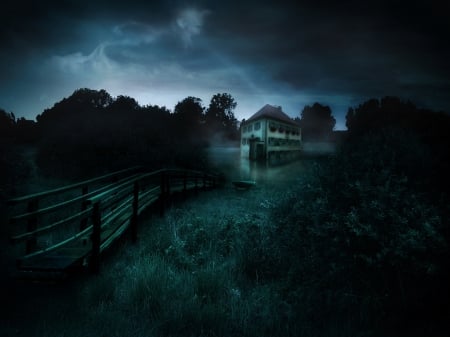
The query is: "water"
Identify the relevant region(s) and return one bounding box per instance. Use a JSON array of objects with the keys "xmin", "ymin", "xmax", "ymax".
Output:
[{"xmin": 206, "ymin": 146, "xmax": 308, "ymax": 186}]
